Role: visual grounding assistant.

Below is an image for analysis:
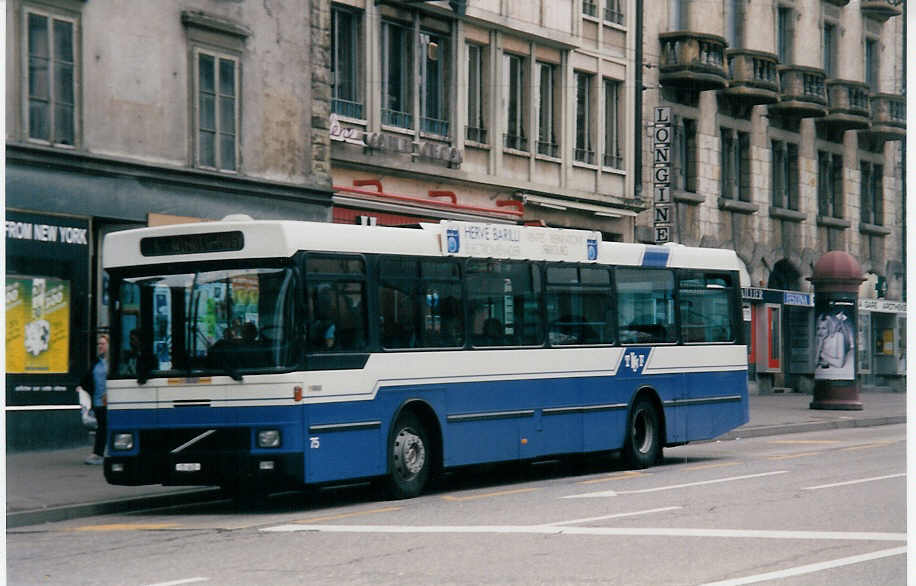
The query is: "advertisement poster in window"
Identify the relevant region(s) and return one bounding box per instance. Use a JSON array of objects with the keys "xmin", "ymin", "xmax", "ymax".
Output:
[
  {"xmin": 6, "ymin": 276, "xmax": 71, "ymax": 374},
  {"xmin": 814, "ymin": 299, "xmax": 855, "ymax": 381}
]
